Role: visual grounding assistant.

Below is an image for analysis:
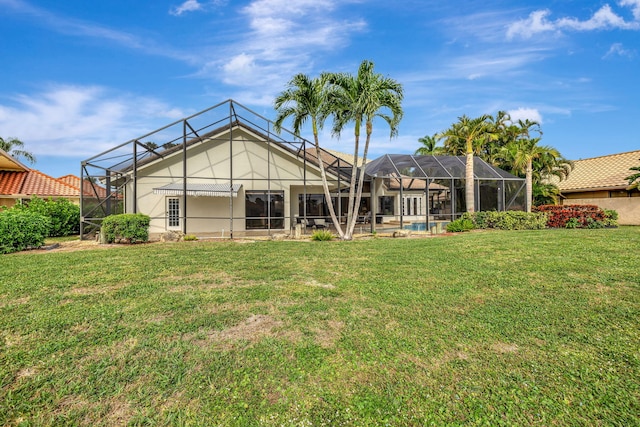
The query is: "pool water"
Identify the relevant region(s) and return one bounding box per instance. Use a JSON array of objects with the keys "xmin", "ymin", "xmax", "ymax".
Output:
[{"xmin": 404, "ymin": 222, "xmax": 449, "ymax": 231}]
